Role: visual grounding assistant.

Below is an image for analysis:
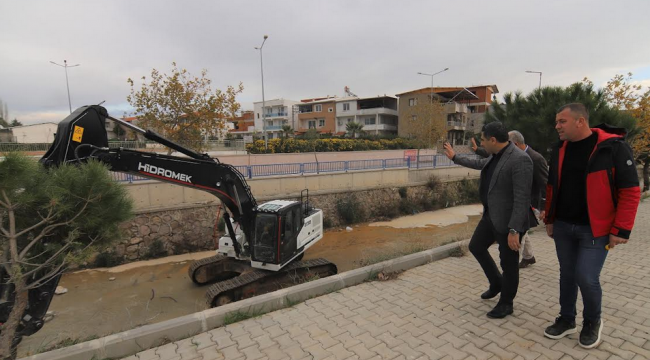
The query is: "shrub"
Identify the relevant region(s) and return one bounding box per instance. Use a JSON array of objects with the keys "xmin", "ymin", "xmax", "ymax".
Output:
[
  {"xmin": 458, "ymin": 178, "xmax": 480, "ymax": 203},
  {"xmin": 146, "ymin": 239, "xmax": 169, "ymax": 259},
  {"xmin": 426, "ymin": 175, "xmax": 441, "ymax": 191},
  {"xmin": 93, "ymin": 249, "xmax": 123, "ymax": 268},
  {"xmin": 336, "ymin": 195, "xmax": 366, "ymax": 225},
  {"xmin": 398, "ymin": 198, "xmax": 415, "ymax": 215}
]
